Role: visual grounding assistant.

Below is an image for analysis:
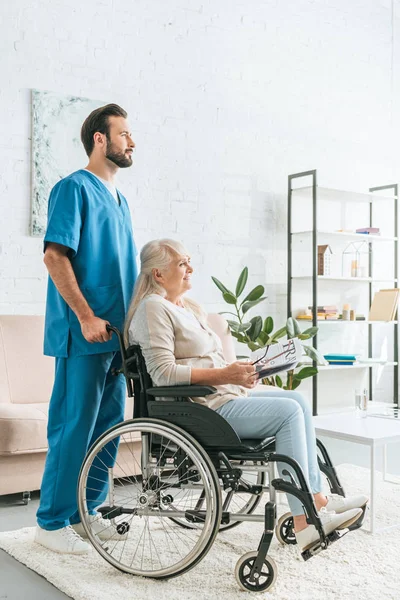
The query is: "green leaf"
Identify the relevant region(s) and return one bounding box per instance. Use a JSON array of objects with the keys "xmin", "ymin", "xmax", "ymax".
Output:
[
  {"xmin": 223, "ymin": 292, "xmax": 237, "ymax": 305},
  {"xmin": 211, "ymin": 276, "xmax": 233, "ymax": 296},
  {"xmin": 241, "ymin": 285, "xmax": 265, "ymax": 304},
  {"xmin": 295, "ymin": 366, "xmax": 318, "ymax": 380},
  {"xmin": 270, "ymin": 326, "xmax": 287, "ymax": 341},
  {"xmin": 302, "ymin": 345, "xmax": 325, "ymax": 364},
  {"xmin": 275, "ymin": 375, "xmax": 283, "ymax": 388},
  {"xmin": 226, "ymin": 320, "xmax": 240, "ymax": 332},
  {"xmin": 263, "ymin": 316, "xmax": 274, "ymax": 334},
  {"xmin": 286, "ymin": 317, "xmax": 295, "ymax": 339},
  {"xmin": 226, "ymin": 320, "xmax": 251, "ymax": 333},
  {"xmin": 248, "ymin": 341, "xmax": 260, "ymax": 352},
  {"xmin": 257, "ymin": 331, "xmax": 269, "ymax": 345},
  {"xmin": 235, "ymin": 267, "xmax": 248, "ymax": 298},
  {"xmin": 242, "ymin": 297, "xmax": 267, "ymax": 314},
  {"xmin": 247, "ymin": 316, "xmax": 263, "ymax": 341},
  {"xmin": 219, "ymin": 311, "xmax": 238, "ymax": 318},
  {"xmin": 291, "ymin": 379, "xmax": 301, "ymax": 390},
  {"xmin": 292, "ymin": 318, "xmax": 302, "ymax": 336},
  {"xmin": 301, "ymin": 326, "xmax": 318, "ymax": 338},
  {"xmin": 231, "ymin": 332, "xmax": 248, "ymax": 343}
]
